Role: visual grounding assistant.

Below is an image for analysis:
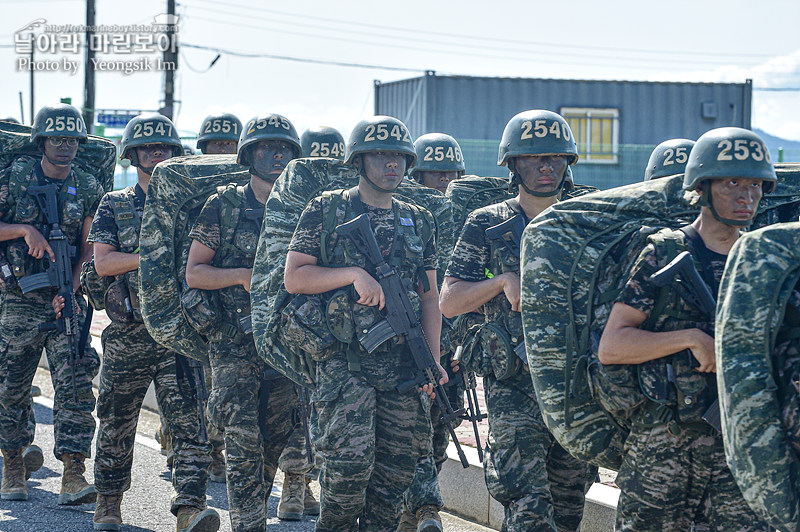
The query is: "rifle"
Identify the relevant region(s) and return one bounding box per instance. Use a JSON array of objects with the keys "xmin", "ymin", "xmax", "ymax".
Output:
[
  {"xmin": 453, "ymin": 345, "xmax": 486, "ymax": 462},
  {"xmin": 297, "ymin": 386, "xmax": 314, "ymax": 462},
  {"xmin": 336, "ymin": 213, "xmax": 470, "ymax": 469},
  {"xmin": 649, "ymin": 250, "xmax": 720, "ymax": 431},
  {"xmin": 19, "ymin": 184, "xmax": 91, "ymax": 402},
  {"xmin": 174, "ymin": 354, "xmax": 208, "ymax": 442},
  {"xmin": 485, "ymin": 213, "xmax": 529, "ymax": 369}
]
